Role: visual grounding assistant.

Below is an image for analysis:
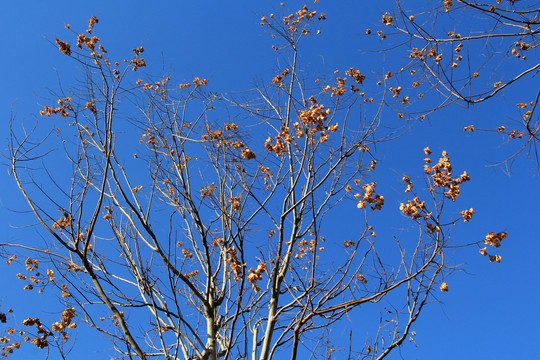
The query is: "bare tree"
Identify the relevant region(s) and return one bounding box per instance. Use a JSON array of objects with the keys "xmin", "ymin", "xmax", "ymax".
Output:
[{"xmin": 3, "ymin": 6, "xmax": 505, "ymax": 360}]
